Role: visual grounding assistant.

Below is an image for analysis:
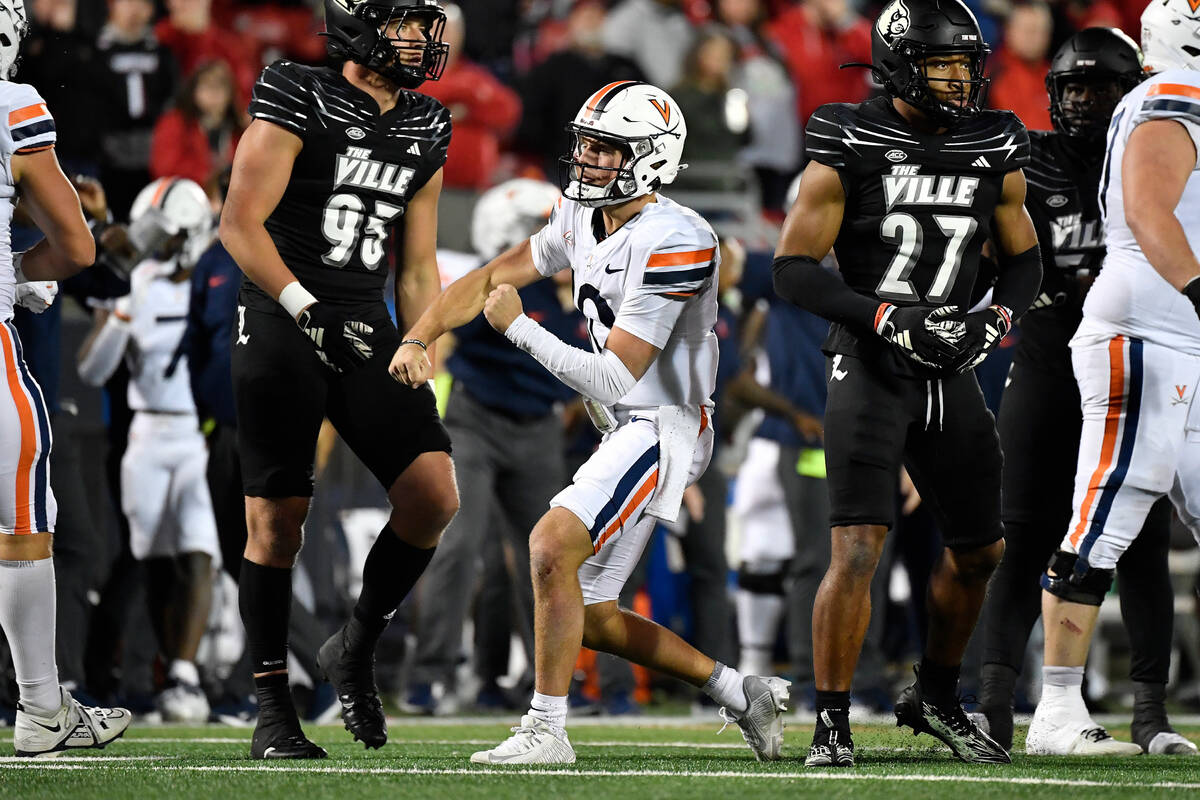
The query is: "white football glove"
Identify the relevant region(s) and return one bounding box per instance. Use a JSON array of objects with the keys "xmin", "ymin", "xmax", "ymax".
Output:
[{"xmin": 15, "ymin": 280, "xmax": 58, "ymax": 313}]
